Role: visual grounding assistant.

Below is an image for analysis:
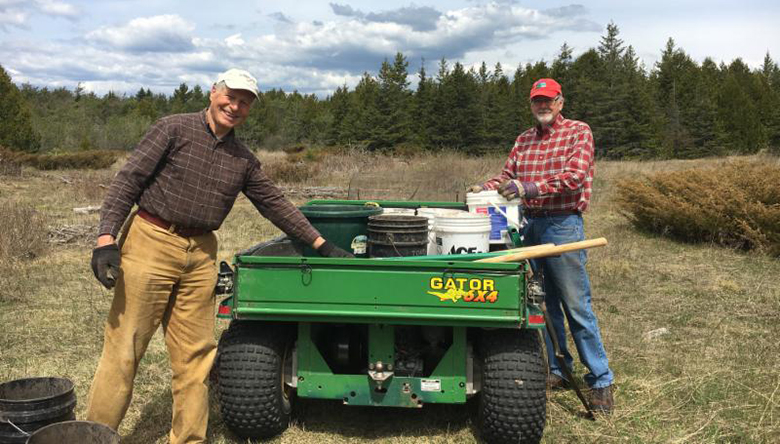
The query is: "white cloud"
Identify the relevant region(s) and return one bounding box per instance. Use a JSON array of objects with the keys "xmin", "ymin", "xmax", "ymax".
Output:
[
  {"xmin": 86, "ymin": 15, "xmax": 196, "ymax": 52},
  {"xmin": 0, "ymin": 0, "xmax": 77, "ymax": 29},
  {"xmin": 0, "ymin": 8, "xmax": 26, "ymax": 28},
  {"xmin": 207, "ymin": 2, "xmax": 599, "ymax": 73},
  {"xmin": 224, "ymin": 33, "xmax": 244, "ymax": 47},
  {"xmin": 1, "ymin": 2, "xmax": 602, "ymax": 96},
  {"xmin": 35, "ymin": 0, "xmax": 78, "ymax": 18}
]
